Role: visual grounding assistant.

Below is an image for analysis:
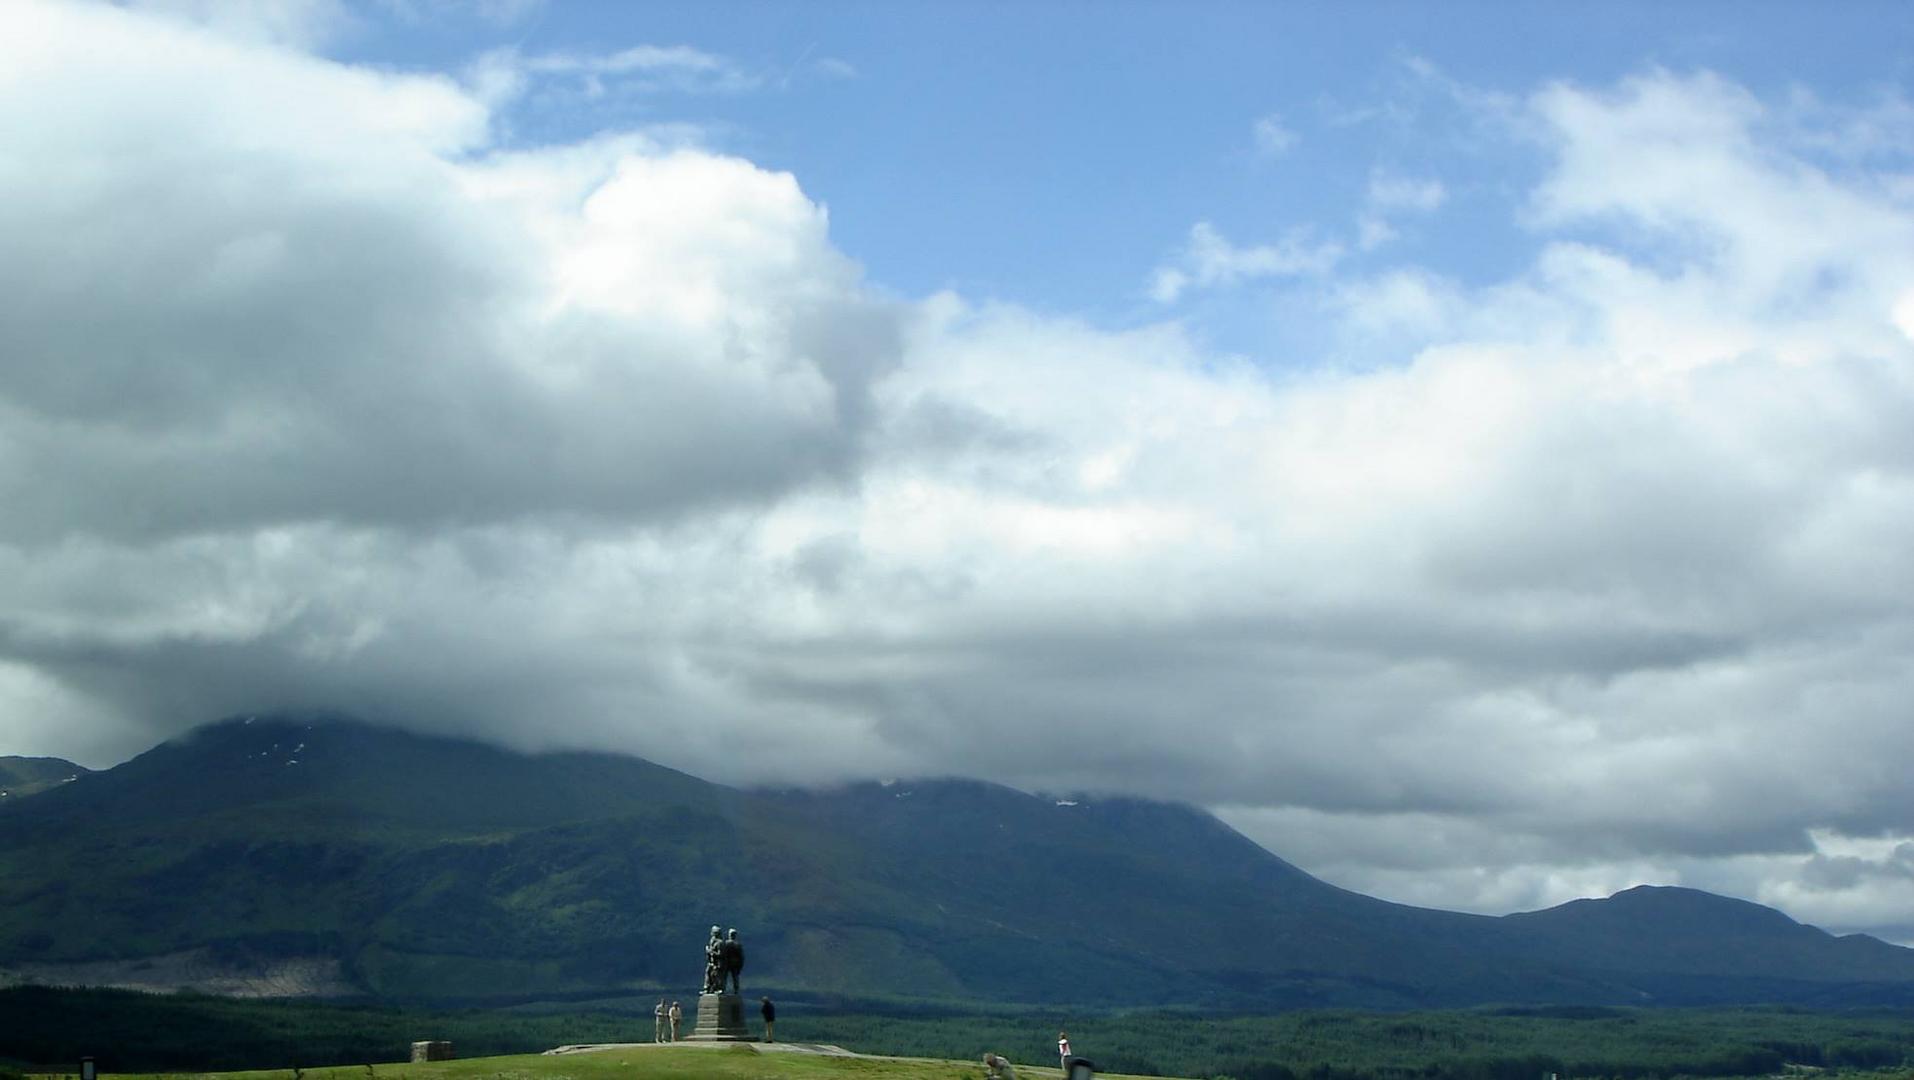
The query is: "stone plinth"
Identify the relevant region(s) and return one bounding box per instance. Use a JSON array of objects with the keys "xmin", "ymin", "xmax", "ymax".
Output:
[
  {"xmin": 411, "ymin": 1041, "xmax": 455, "ymax": 1062},
  {"xmin": 684, "ymin": 992, "xmax": 751, "ymax": 1042}
]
